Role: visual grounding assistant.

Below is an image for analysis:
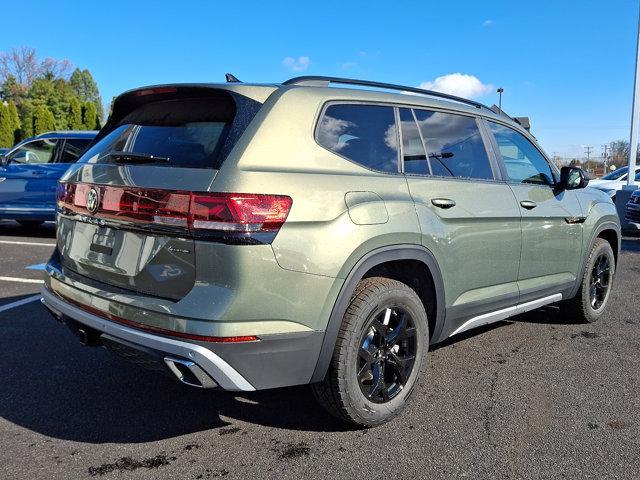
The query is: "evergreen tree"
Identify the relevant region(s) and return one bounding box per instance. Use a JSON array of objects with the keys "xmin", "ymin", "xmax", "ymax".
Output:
[
  {"xmin": 7, "ymin": 101, "xmax": 20, "ymax": 144},
  {"xmin": 17, "ymin": 100, "xmax": 34, "ymax": 139},
  {"xmin": 70, "ymin": 69, "xmax": 103, "ymax": 121},
  {"xmin": 32, "ymin": 104, "xmax": 55, "ymax": 135},
  {"xmin": 0, "ymin": 103, "xmax": 12, "ymax": 147},
  {"xmin": 0, "ymin": 75, "xmax": 26, "ymax": 104},
  {"xmin": 68, "ymin": 97, "xmax": 83, "ymax": 129},
  {"xmin": 82, "ymin": 101, "xmax": 97, "ymax": 130}
]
